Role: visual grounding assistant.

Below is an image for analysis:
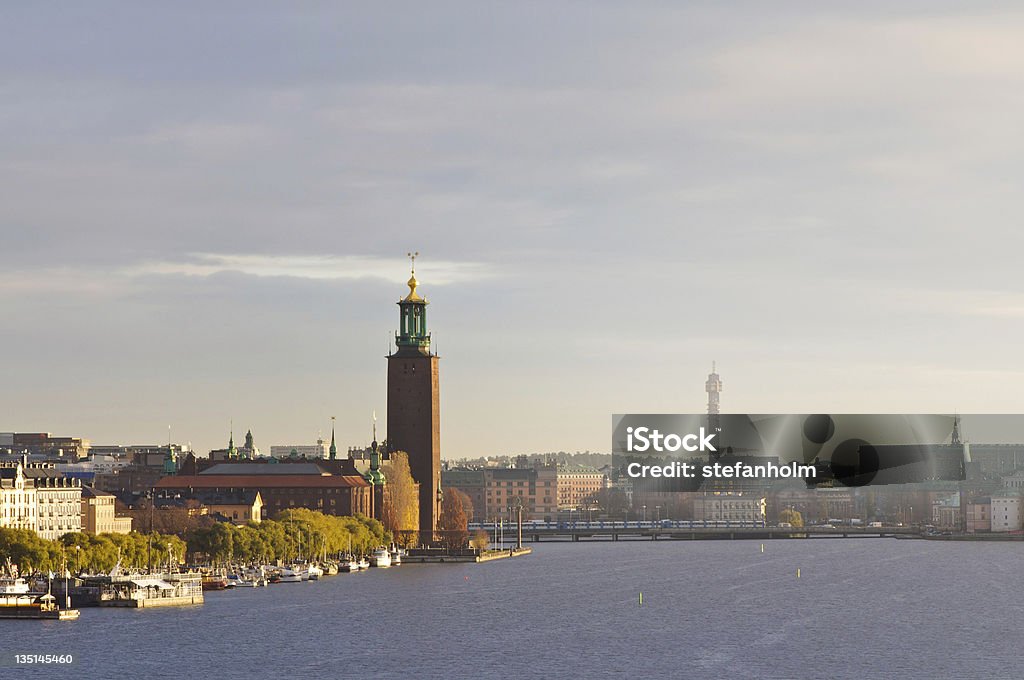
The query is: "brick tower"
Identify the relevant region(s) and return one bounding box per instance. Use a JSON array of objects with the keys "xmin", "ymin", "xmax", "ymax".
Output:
[{"xmin": 386, "ymin": 253, "xmax": 441, "ymax": 541}]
